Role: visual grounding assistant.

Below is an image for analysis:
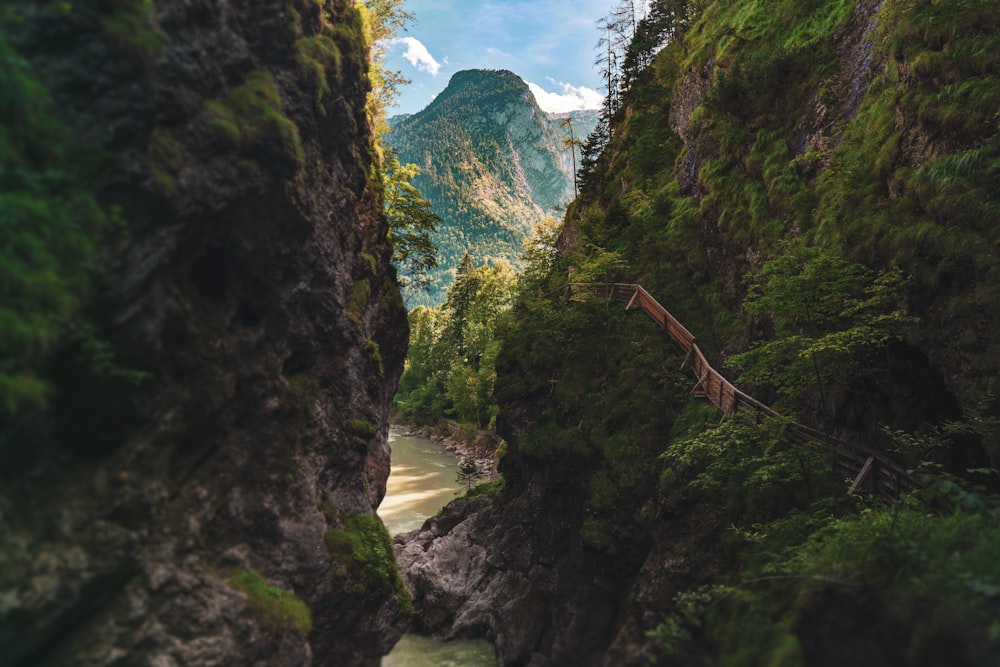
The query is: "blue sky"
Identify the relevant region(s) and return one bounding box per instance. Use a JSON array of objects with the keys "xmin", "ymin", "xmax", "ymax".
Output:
[{"xmin": 384, "ymin": 0, "xmax": 617, "ymax": 115}]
